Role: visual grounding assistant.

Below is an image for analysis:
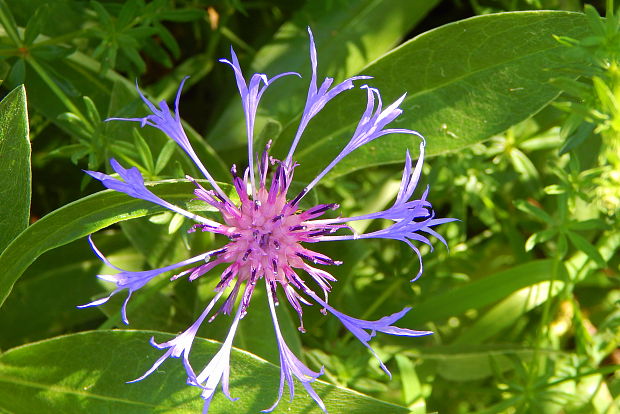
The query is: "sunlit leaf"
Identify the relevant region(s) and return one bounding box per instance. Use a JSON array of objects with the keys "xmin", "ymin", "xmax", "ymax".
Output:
[
  {"xmin": 0, "ymin": 330, "xmax": 411, "ymax": 414},
  {"xmin": 0, "ymin": 85, "xmax": 30, "ymax": 253}
]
